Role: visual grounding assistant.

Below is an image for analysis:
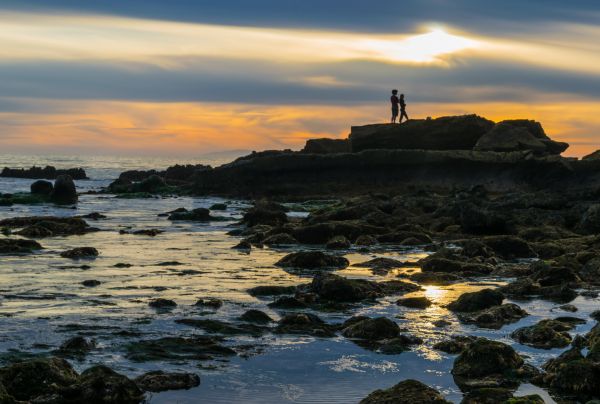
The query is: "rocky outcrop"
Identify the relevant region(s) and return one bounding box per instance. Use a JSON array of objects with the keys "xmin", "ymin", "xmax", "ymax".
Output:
[
  {"xmin": 108, "ymin": 164, "xmax": 210, "ymax": 193},
  {"xmin": 190, "ymin": 149, "xmax": 576, "ymax": 197},
  {"xmin": 301, "ymin": 138, "xmax": 351, "ymax": 154},
  {"xmin": 349, "ymin": 115, "xmax": 495, "ymax": 152},
  {"xmin": 474, "ymin": 120, "xmax": 568, "ymax": 155},
  {"xmin": 1, "ymin": 165, "xmax": 87, "ymax": 180}
]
